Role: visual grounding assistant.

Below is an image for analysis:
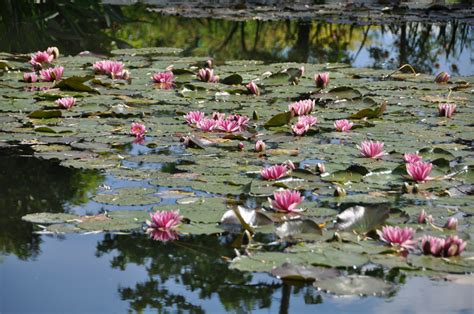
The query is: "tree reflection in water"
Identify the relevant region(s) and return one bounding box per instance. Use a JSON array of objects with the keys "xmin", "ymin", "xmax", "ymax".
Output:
[
  {"xmin": 0, "ymin": 150, "xmax": 103, "ymax": 260},
  {"xmin": 96, "ymin": 233, "xmax": 284, "ymax": 313},
  {"xmin": 0, "ymin": 1, "xmax": 471, "ymax": 75}
]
